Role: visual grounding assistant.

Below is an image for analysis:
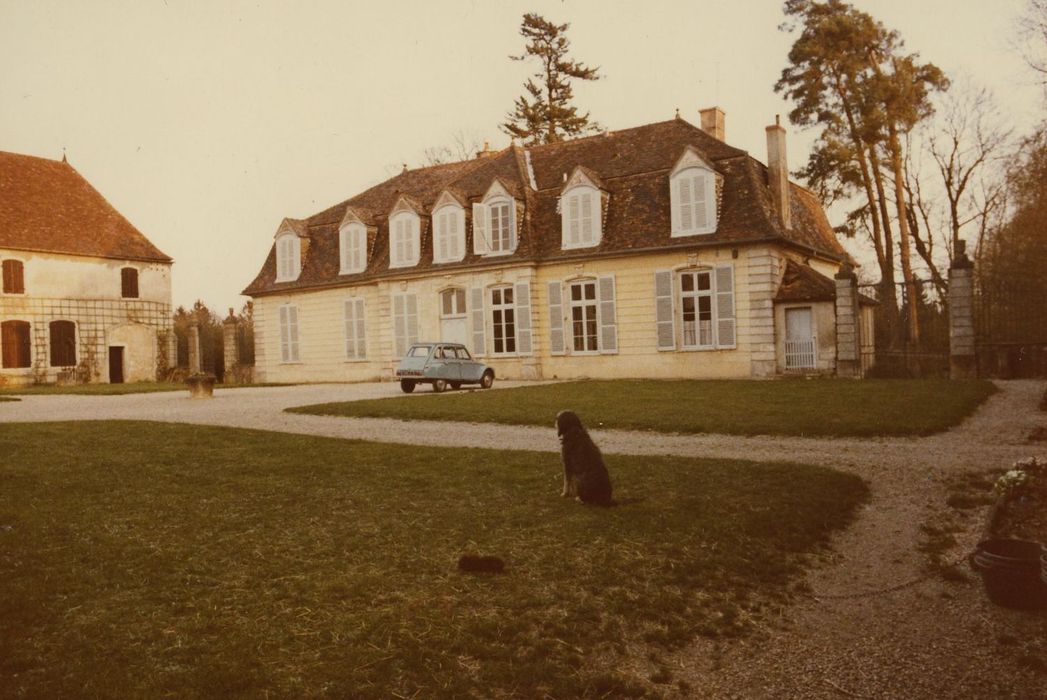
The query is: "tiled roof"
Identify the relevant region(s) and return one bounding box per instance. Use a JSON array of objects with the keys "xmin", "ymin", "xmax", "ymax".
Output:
[
  {"xmin": 775, "ymin": 259, "xmax": 878, "ymax": 306},
  {"xmin": 0, "ymin": 150, "xmax": 171, "ymax": 263},
  {"xmin": 244, "ymin": 118, "xmax": 847, "ymax": 296}
]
